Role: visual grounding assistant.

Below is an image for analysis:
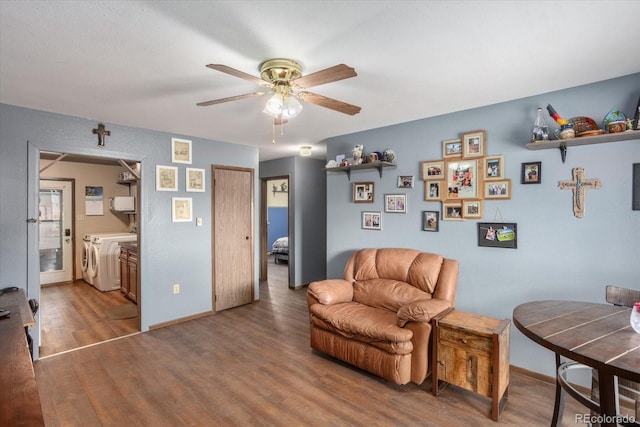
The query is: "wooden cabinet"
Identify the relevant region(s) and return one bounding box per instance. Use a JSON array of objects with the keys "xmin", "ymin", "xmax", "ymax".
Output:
[
  {"xmin": 119, "ymin": 244, "xmax": 138, "ymax": 304},
  {"xmin": 432, "ymin": 310, "xmax": 510, "ymax": 421}
]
